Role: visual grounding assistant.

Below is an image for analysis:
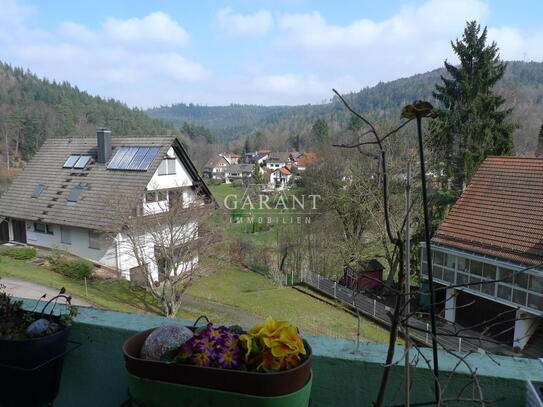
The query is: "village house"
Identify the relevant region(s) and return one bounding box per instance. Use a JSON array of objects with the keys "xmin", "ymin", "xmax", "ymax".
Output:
[
  {"xmin": 245, "ymin": 151, "xmax": 269, "ymax": 165},
  {"xmin": 420, "ymin": 157, "xmax": 543, "ymax": 353},
  {"xmin": 202, "ymin": 154, "xmax": 230, "ymax": 179},
  {"xmin": 0, "ymin": 129, "xmax": 212, "ymax": 282},
  {"xmin": 264, "ymin": 152, "xmax": 299, "ymax": 170},
  {"xmin": 269, "ymin": 166, "xmax": 293, "ymax": 190},
  {"xmin": 295, "ymin": 152, "xmax": 317, "ymax": 171},
  {"xmin": 224, "ymin": 163, "xmax": 256, "ymax": 184}
]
